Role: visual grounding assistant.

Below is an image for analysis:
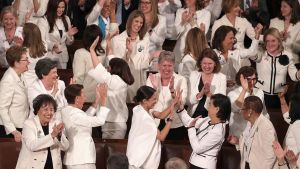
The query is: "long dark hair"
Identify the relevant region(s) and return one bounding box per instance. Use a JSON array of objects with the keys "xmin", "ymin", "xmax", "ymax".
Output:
[
  {"xmin": 82, "ymin": 25, "xmax": 105, "ymax": 55},
  {"xmin": 46, "ymin": 0, "xmax": 69, "ymax": 33},
  {"xmin": 133, "ymin": 85, "xmax": 156, "ymax": 103},
  {"xmin": 212, "ymin": 25, "xmax": 237, "ymax": 53},
  {"xmin": 278, "ymin": 0, "xmax": 300, "ymax": 24},
  {"xmin": 109, "ymin": 58, "xmax": 134, "ymax": 85}
]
